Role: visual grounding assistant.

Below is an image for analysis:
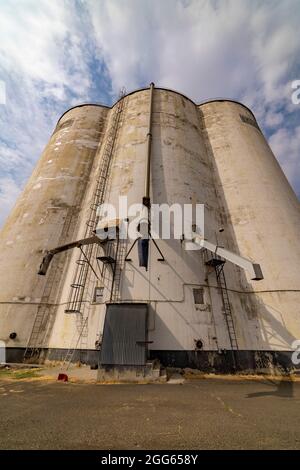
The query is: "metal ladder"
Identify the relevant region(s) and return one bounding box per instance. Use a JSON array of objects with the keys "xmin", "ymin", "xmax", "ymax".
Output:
[
  {"xmin": 61, "ymin": 317, "xmax": 88, "ymax": 369},
  {"xmin": 24, "ymin": 210, "xmax": 74, "ymax": 362},
  {"xmin": 95, "ymin": 233, "xmax": 127, "ymax": 303},
  {"xmin": 62, "ymin": 89, "xmax": 126, "ymax": 366},
  {"xmin": 65, "ymin": 90, "xmax": 125, "ymax": 316},
  {"xmin": 23, "ymin": 270, "xmax": 56, "ymax": 362},
  {"xmin": 204, "ymin": 250, "xmax": 238, "ymax": 371},
  {"xmin": 215, "ymin": 262, "xmax": 238, "ymax": 351},
  {"xmin": 110, "ymin": 235, "xmax": 128, "ymax": 302}
]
